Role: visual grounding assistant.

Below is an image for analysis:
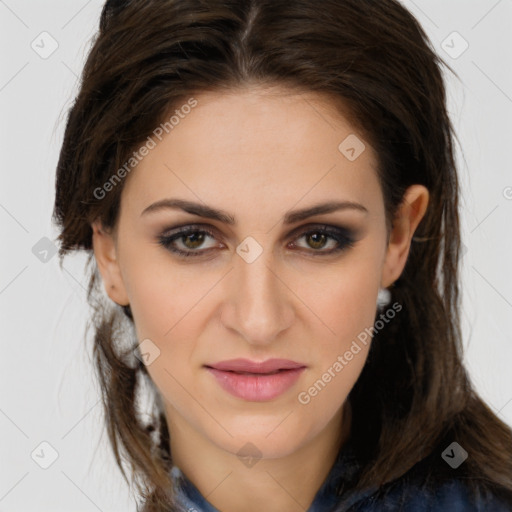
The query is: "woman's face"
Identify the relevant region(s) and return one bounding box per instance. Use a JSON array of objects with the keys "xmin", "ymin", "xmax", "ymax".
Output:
[{"xmin": 93, "ymin": 86, "xmax": 424, "ymax": 460}]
